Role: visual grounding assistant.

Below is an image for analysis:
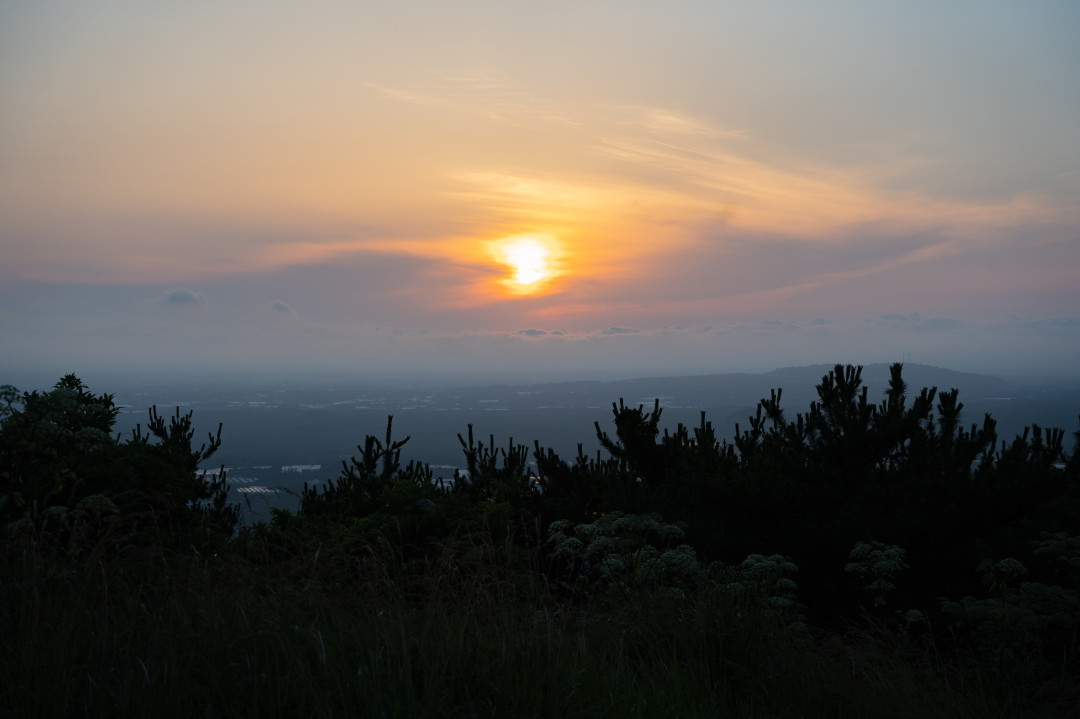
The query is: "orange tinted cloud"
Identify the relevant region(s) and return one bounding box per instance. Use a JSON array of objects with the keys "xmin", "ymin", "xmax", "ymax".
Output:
[{"xmin": 2, "ymin": 25, "xmax": 1076, "ymax": 328}]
